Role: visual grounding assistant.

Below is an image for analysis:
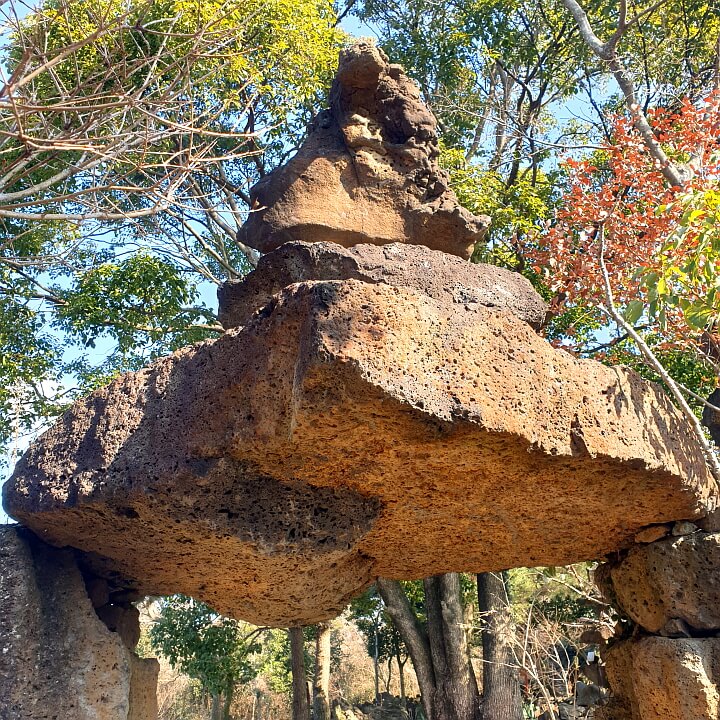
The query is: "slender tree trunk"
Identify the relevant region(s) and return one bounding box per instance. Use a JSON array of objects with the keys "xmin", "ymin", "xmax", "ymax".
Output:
[
  {"xmin": 313, "ymin": 622, "xmax": 332, "ymax": 720},
  {"xmin": 377, "ymin": 578, "xmax": 436, "ymax": 720},
  {"xmin": 251, "ymin": 688, "xmax": 262, "ymax": 720},
  {"xmin": 396, "ymin": 644, "xmax": 407, "ymax": 703},
  {"xmin": 373, "ymin": 618, "xmax": 381, "ymax": 704},
  {"xmin": 222, "ymin": 688, "xmax": 233, "ymax": 720},
  {"xmin": 210, "ymin": 694, "xmax": 222, "ymax": 720},
  {"xmin": 476, "ymin": 572, "xmax": 523, "ymax": 720},
  {"xmin": 425, "ymin": 574, "xmax": 481, "ymax": 720},
  {"xmin": 289, "ymin": 626, "xmax": 310, "ymax": 720}
]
